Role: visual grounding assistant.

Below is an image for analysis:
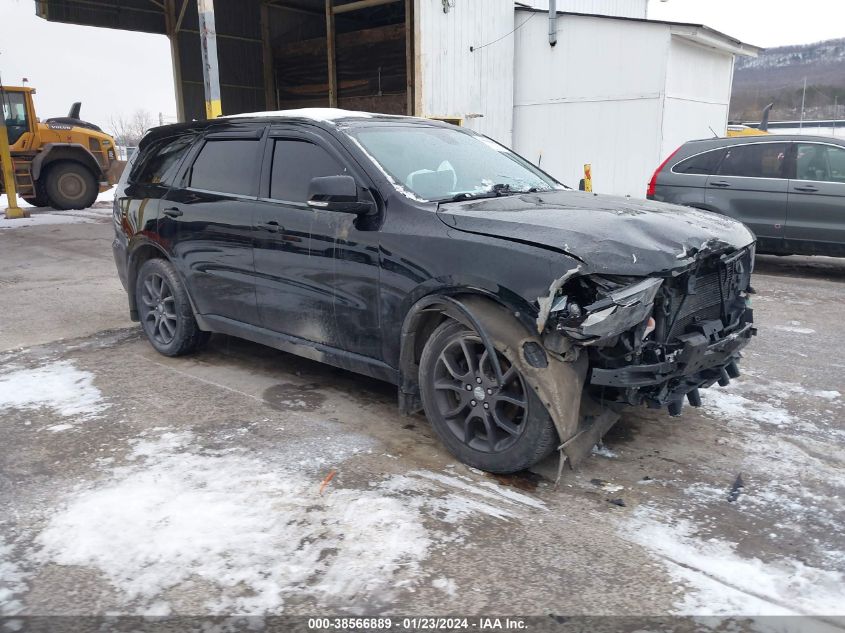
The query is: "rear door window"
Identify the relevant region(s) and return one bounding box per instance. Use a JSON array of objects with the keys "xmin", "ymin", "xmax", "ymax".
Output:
[
  {"xmin": 673, "ymin": 149, "xmax": 725, "ymax": 175},
  {"xmin": 132, "ymin": 135, "xmax": 196, "ymax": 186},
  {"xmin": 189, "ymin": 139, "xmax": 263, "ymax": 196},
  {"xmin": 718, "ymin": 143, "xmax": 790, "ymax": 179},
  {"xmin": 795, "ymin": 143, "xmax": 845, "ymax": 183},
  {"xmin": 270, "ymin": 139, "xmax": 348, "ymax": 203}
]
